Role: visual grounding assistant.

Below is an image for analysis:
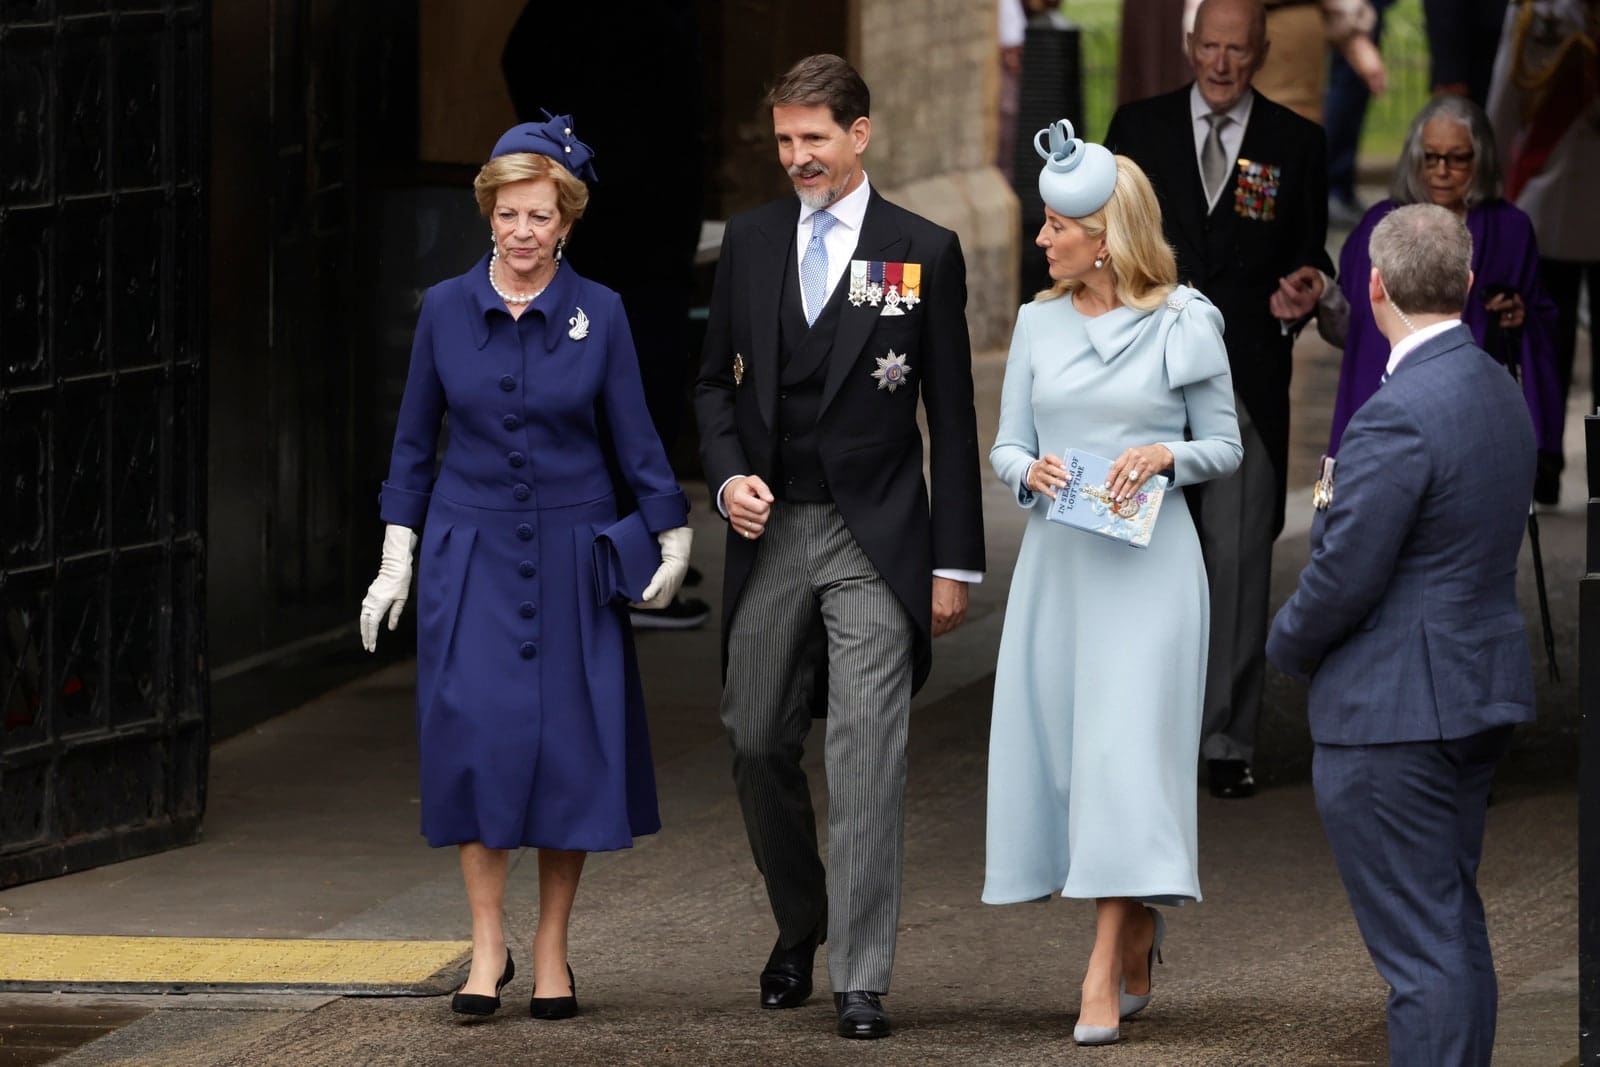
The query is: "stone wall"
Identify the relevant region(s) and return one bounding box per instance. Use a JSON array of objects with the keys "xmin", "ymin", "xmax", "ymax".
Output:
[{"xmin": 855, "ymin": 0, "xmax": 1019, "ymax": 350}]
